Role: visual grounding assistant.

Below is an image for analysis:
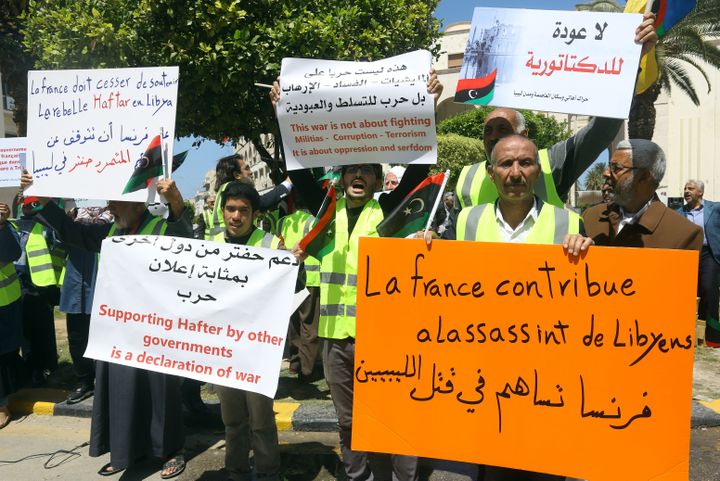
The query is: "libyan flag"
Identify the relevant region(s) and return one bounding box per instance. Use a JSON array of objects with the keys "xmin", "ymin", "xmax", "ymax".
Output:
[
  {"xmin": 377, "ymin": 172, "xmax": 445, "ymax": 238},
  {"xmin": 298, "ymin": 184, "xmax": 336, "ymax": 259},
  {"xmin": 123, "ymin": 135, "xmax": 163, "ymax": 194}
]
